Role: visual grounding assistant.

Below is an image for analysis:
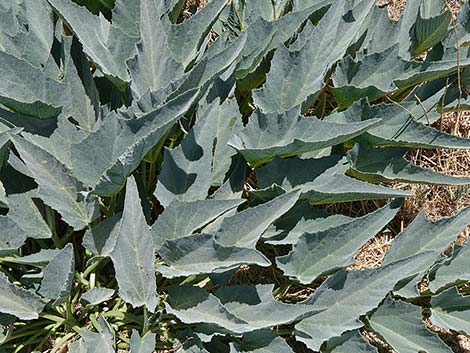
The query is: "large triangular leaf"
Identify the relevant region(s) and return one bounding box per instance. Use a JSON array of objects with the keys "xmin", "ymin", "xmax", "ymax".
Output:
[
  {"xmin": 38, "ymin": 243, "xmax": 75, "ymax": 306},
  {"xmin": 166, "ymin": 285, "xmax": 252, "ymax": 335},
  {"xmin": 215, "ymin": 191, "xmax": 300, "ymax": 248},
  {"xmin": 68, "ymin": 317, "xmax": 115, "ymax": 353},
  {"xmin": 412, "ymin": 10, "xmax": 451, "ymax": 56},
  {"xmin": 155, "ymin": 95, "xmax": 221, "ymax": 206},
  {"xmin": 255, "ymin": 156, "xmax": 411, "ymax": 205},
  {"xmin": 277, "ymin": 201, "xmax": 401, "ymax": 283},
  {"xmin": 165, "ymin": 0, "xmax": 227, "ymax": 66},
  {"xmin": 11, "ymin": 135, "xmax": 99, "ymax": 230},
  {"xmin": 253, "ymin": 0, "xmax": 378, "ymax": 113},
  {"xmin": 151, "ymin": 198, "xmax": 244, "ymax": 248},
  {"xmin": 347, "ymin": 144, "xmax": 470, "ymax": 185},
  {"xmin": 0, "ymin": 51, "xmax": 63, "ymax": 119},
  {"xmin": 82, "ymin": 213, "xmax": 121, "ymax": 257},
  {"xmin": 431, "ymin": 288, "xmax": 470, "ymax": 334},
  {"xmin": 383, "ymin": 208, "xmax": 470, "ymax": 297},
  {"xmin": 383, "ymin": 207, "xmax": 470, "ymax": 288},
  {"xmin": 72, "ymin": 89, "xmax": 198, "ymax": 195},
  {"xmin": 429, "ymin": 244, "xmax": 470, "ymax": 293},
  {"xmin": 229, "ymin": 331, "xmax": 294, "ymax": 353},
  {"xmin": 0, "ymin": 272, "xmax": 44, "ymax": 320},
  {"xmin": 127, "ymin": 0, "xmax": 183, "ymax": 97},
  {"xmin": 110, "ymin": 176, "xmax": 158, "ymax": 311},
  {"xmin": 202, "ymin": 98, "xmax": 243, "ymax": 186},
  {"xmin": 158, "ymin": 233, "xmax": 270, "ymax": 278},
  {"xmin": 0, "ymin": 0, "xmax": 54, "ymax": 67},
  {"xmin": 216, "ymin": 285, "xmax": 322, "ymax": 330},
  {"xmin": 262, "ymin": 201, "xmax": 352, "ymax": 245},
  {"xmin": 166, "ymin": 33, "xmax": 246, "ymax": 100},
  {"xmin": 23, "ymin": 117, "xmax": 88, "ymax": 170},
  {"xmin": 60, "ymin": 36, "xmax": 99, "ymax": 133},
  {"xmin": 130, "ymin": 330, "xmax": 156, "ymax": 353},
  {"xmin": 333, "ymin": 45, "xmax": 470, "ymax": 108},
  {"xmin": 0, "ymin": 216, "xmax": 28, "ymax": 255},
  {"xmin": 295, "ymin": 253, "xmax": 431, "ymax": 351},
  {"xmin": 166, "ymin": 285, "xmax": 320, "ymax": 335},
  {"xmin": 235, "ymin": 2, "xmax": 331, "ymax": 80},
  {"xmin": 80, "ymin": 287, "xmax": 115, "ymax": 307},
  {"xmin": 367, "ymin": 297, "xmax": 452, "ymax": 353},
  {"xmin": 331, "ymin": 99, "xmax": 470, "ymax": 150},
  {"xmin": 48, "ymin": 0, "xmax": 140, "ymax": 81},
  {"xmin": 10, "ymin": 249, "xmax": 60, "ymax": 266},
  {"xmin": 323, "ymin": 330, "xmax": 378, "ymax": 353},
  {"xmin": 229, "ymin": 107, "xmax": 380, "ymax": 167}
]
